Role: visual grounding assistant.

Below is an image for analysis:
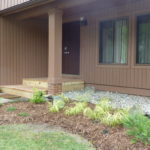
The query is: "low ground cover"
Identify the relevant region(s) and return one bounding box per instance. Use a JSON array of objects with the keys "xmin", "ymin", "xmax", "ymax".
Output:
[
  {"xmin": 0, "ymin": 124, "xmax": 94, "ymax": 150},
  {"xmin": 0, "ymin": 101, "xmax": 149, "ymax": 150}
]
